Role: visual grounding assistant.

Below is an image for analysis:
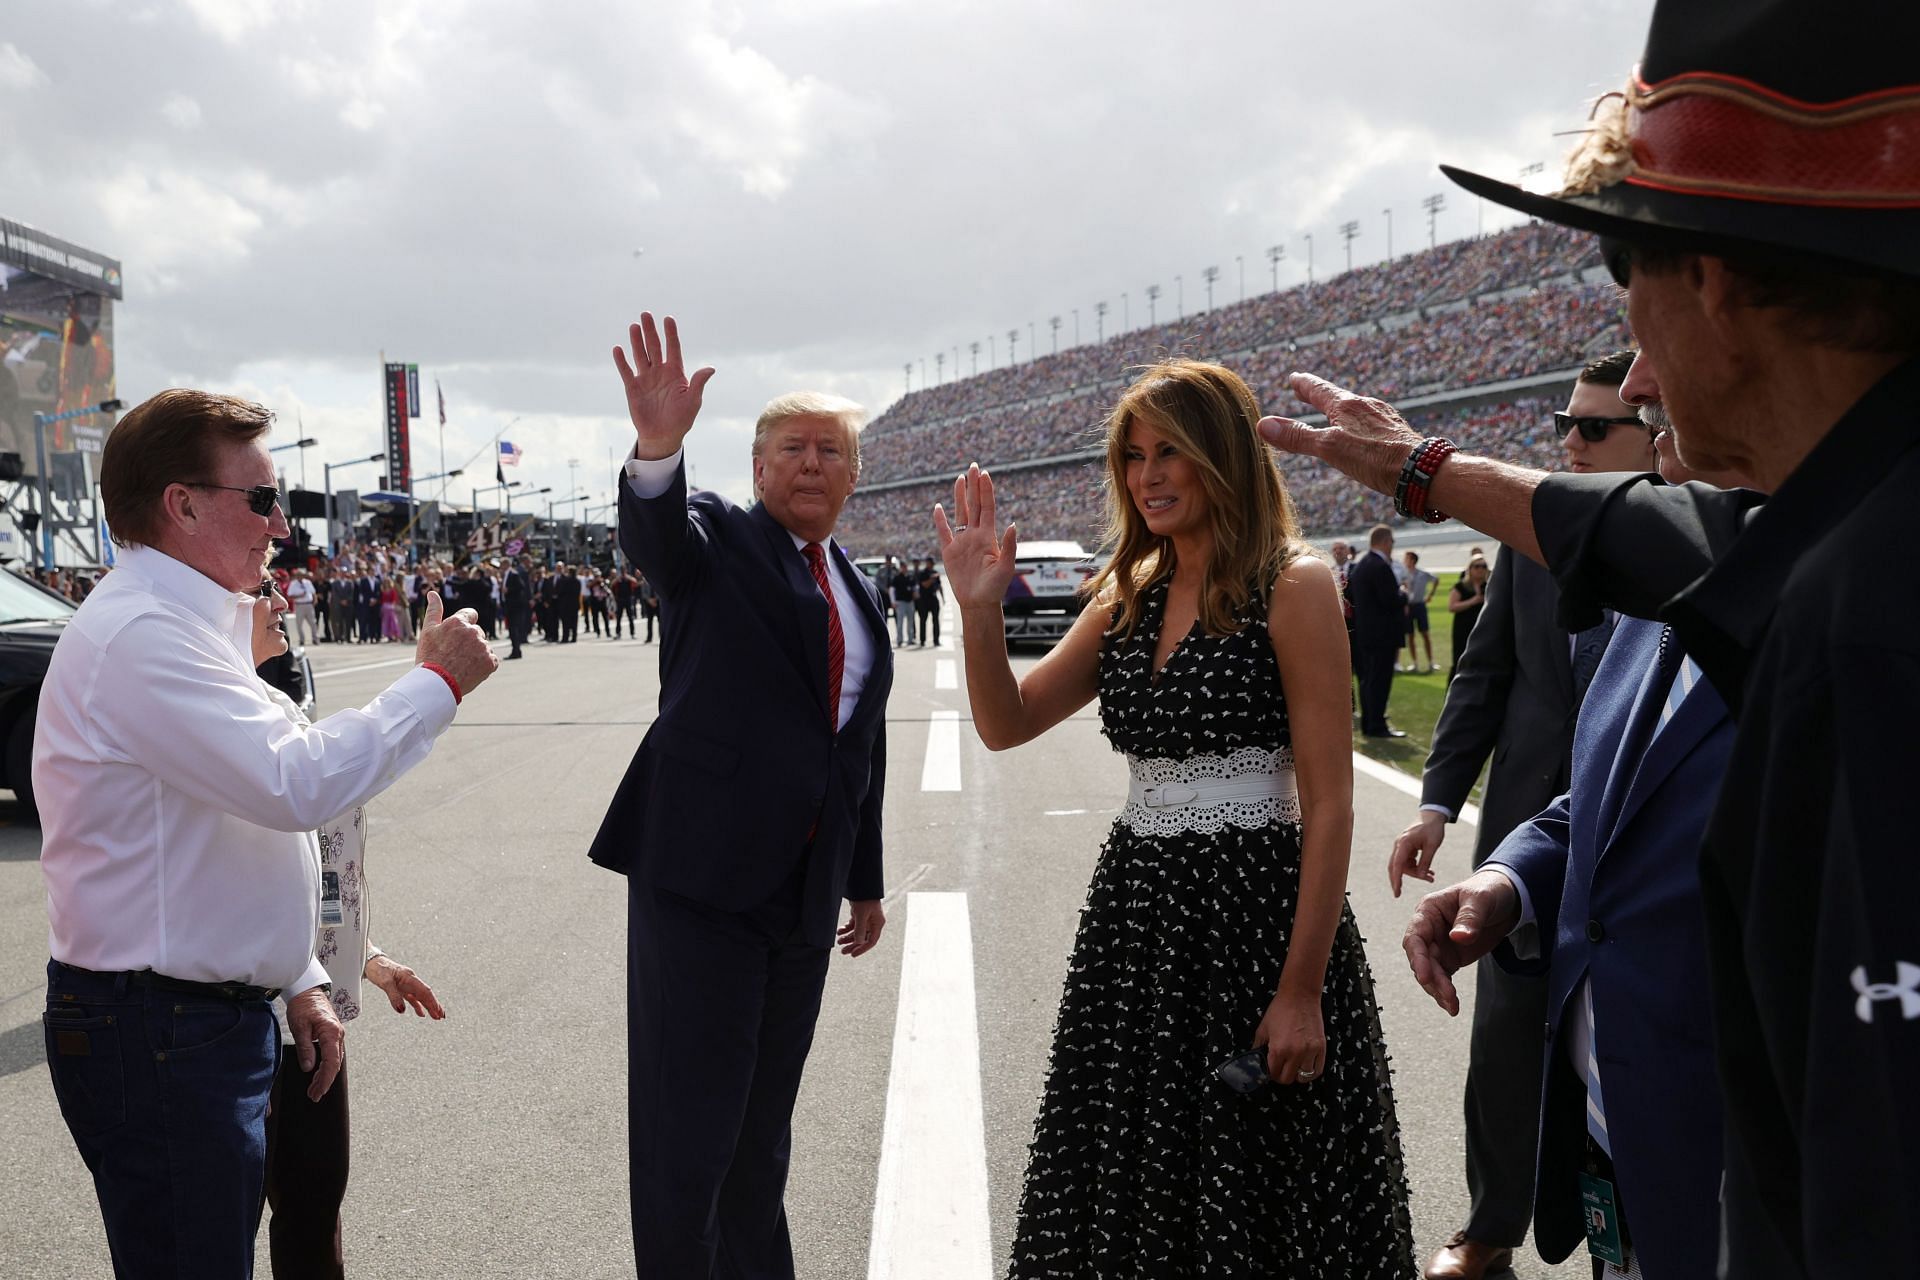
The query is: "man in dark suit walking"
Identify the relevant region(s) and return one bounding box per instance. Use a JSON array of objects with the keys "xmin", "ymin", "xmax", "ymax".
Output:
[
  {"xmin": 503, "ymin": 553, "xmax": 533, "ymax": 659},
  {"xmin": 1347, "ymin": 524, "xmax": 1407, "ymax": 738},
  {"xmin": 589, "ymin": 313, "xmax": 891, "ymax": 1279},
  {"xmin": 1387, "ymin": 351, "xmax": 1650, "ymax": 1280}
]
